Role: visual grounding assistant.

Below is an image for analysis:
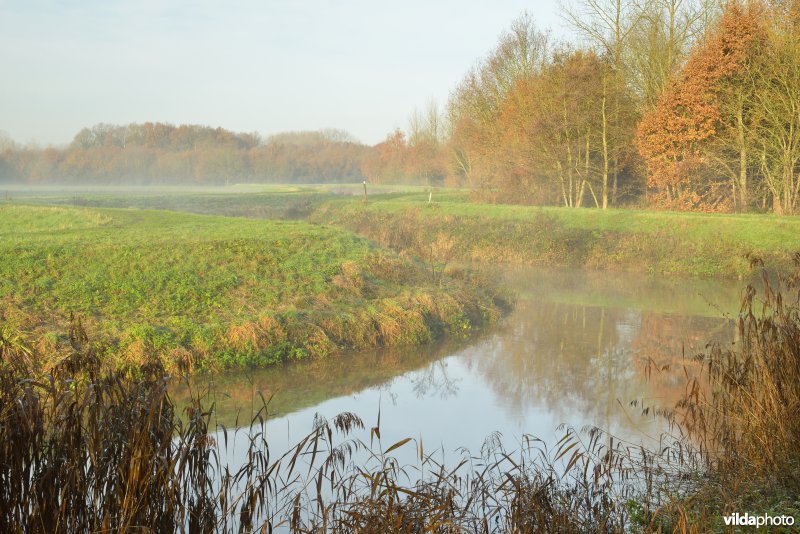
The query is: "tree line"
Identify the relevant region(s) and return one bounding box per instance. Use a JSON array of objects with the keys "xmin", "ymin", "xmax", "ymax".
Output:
[
  {"xmin": 0, "ymin": 124, "xmax": 369, "ymax": 185},
  {"xmin": 368, "ymin": 0, "xmax": 800, "ymax": 213},
  {"xmin": 2, "ymin": 0, "xmax": 799, "ymax": 213}
]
